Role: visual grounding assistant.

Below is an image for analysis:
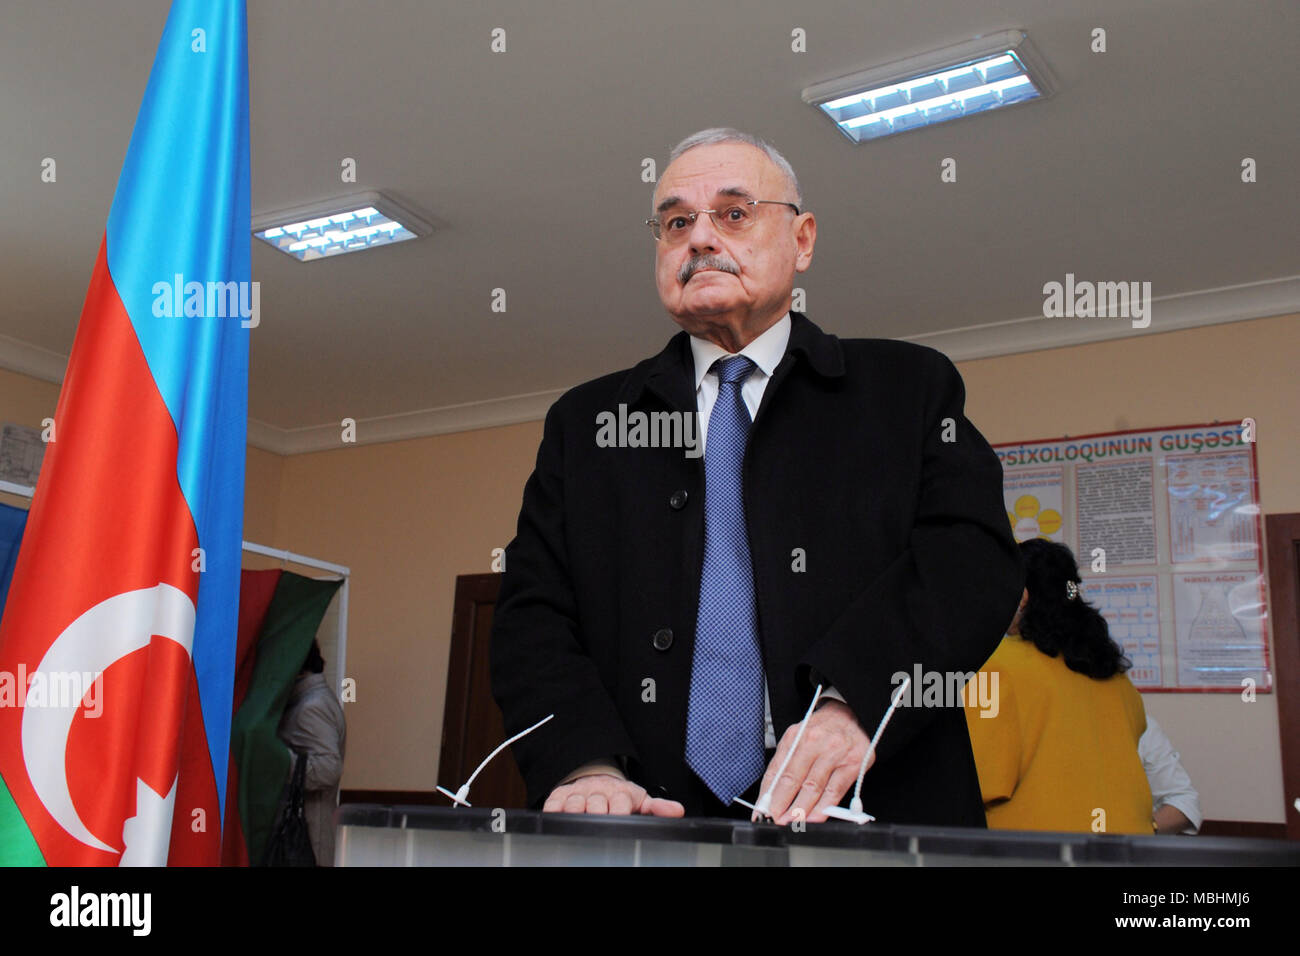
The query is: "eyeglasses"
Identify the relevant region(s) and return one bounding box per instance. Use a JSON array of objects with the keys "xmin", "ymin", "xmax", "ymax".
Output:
[{"xmin": 645, "ymin": 200, "xmax": 801, "ymax": 242}]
